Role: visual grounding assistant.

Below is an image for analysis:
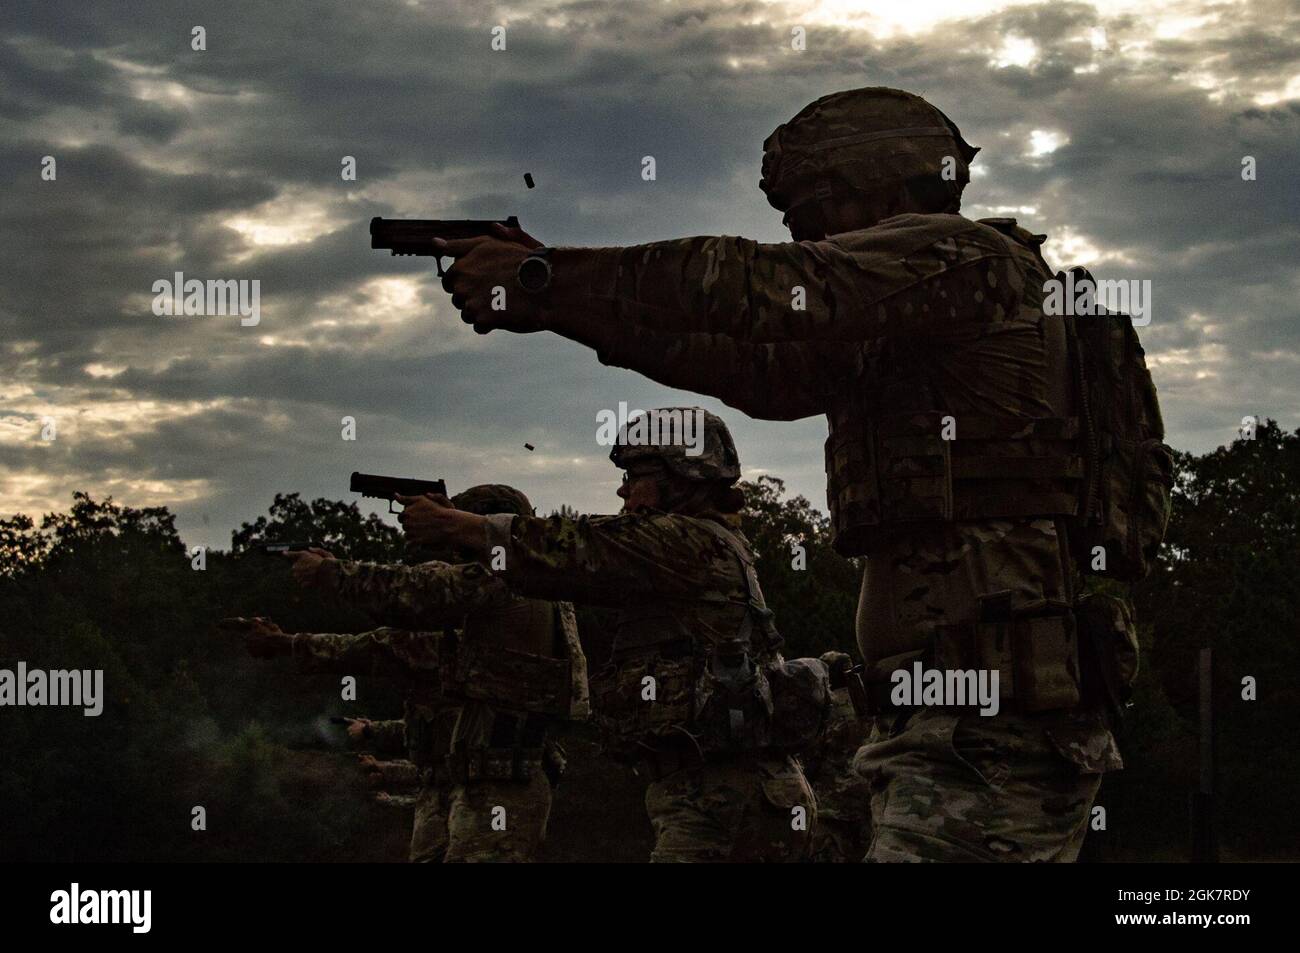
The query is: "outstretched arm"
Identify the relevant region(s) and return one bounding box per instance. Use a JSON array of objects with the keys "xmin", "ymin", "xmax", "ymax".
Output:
[
  {"xmin": 325, "ymin": 558, "xmax": 510, "ymax": 629},
  {"xmin": 287, "ymin": 627, "xmax": 443, "ymax": 675},
  {"xmin": 222, "ymin": 617, "xmax": 443, "ymax": 674},
  {"xmin": 441, "ymin": 219, "xmax": 1014, "ymax": 342},
  {"xmin": 479, "ymin": 512, "xmax": 742, "ymax": 608}
]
